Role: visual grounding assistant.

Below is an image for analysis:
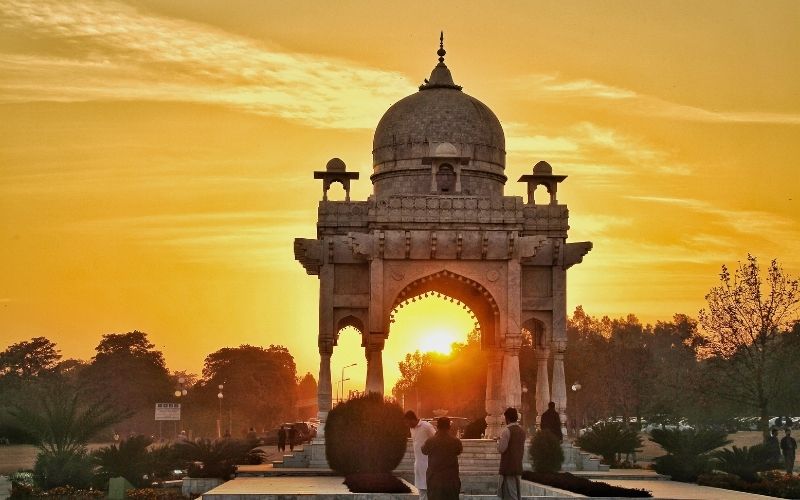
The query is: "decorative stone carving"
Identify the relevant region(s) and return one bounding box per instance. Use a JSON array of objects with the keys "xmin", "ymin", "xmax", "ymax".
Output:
[
  {"xmin": 294, "ymin": 238, "xmax": 322, "ymax": 275},
  {"xmin": 564, "ymin": 242, "xmax": 594, "ymax": 269}
]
